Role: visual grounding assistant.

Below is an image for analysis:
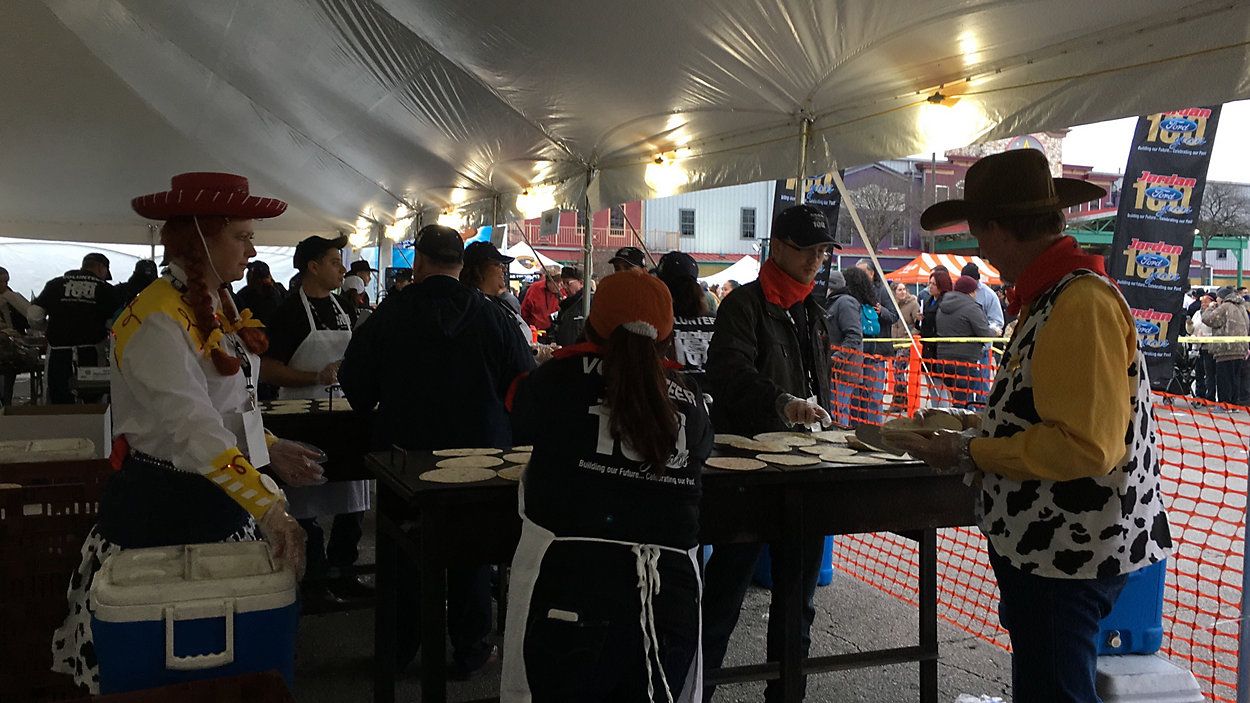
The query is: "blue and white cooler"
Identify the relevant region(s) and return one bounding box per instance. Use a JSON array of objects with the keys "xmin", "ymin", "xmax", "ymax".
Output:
[{"xmin": 89, "ymin": 541, "xmax": 299, "ymax": 694}]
